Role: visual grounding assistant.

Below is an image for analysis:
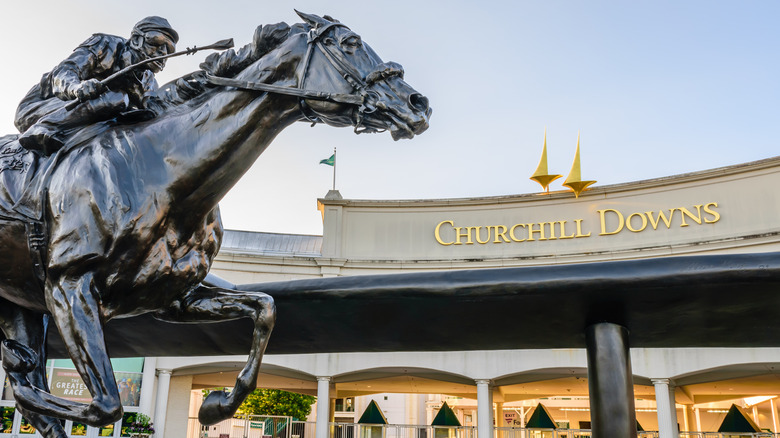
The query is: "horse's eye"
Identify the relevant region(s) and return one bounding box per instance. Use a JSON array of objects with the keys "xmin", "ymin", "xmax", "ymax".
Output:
[
  {"xmin": 323, "ymin": 37, "xmax": 336, "ymax": 46},
  {"xmin": 341, "ymin": 35, "xmax": 361, "ymax": 48}
]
